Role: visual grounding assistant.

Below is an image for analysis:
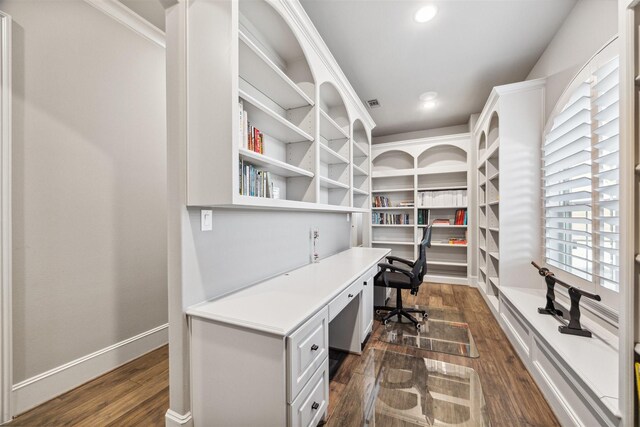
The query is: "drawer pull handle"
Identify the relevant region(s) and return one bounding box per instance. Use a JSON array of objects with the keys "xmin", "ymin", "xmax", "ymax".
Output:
[
  {"xmin": 311, "ymin": 344, "xmax": 319, "ymax": 351},
  {"xmin": 348, "ymin": 294, "xmax": 354, "ymax": 298},
  {"xmin": 311, "ymin": 402, "xmax": 320, "ymax": 410}
]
